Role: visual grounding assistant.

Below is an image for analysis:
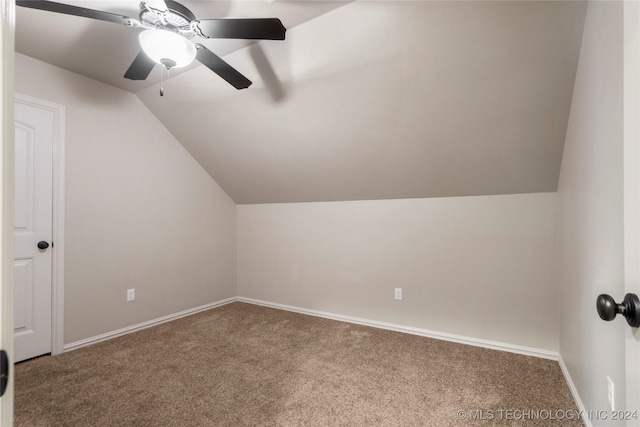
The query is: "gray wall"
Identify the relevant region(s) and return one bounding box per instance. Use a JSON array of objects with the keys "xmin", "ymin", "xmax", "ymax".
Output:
[
  {"xmin": 14, "ymin": 53, "xmax": 237, "ymax": 344},
  {"xmin": 12, "ymin": 53, "xmax": 561, "ymax": 355},
  {"xmin": 557, "ymin": 1, "xmax": 625, "ymax": 421},
  {"xmin": 238, "ymin": 193, "xmax": 558, "ymax": 351}
]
